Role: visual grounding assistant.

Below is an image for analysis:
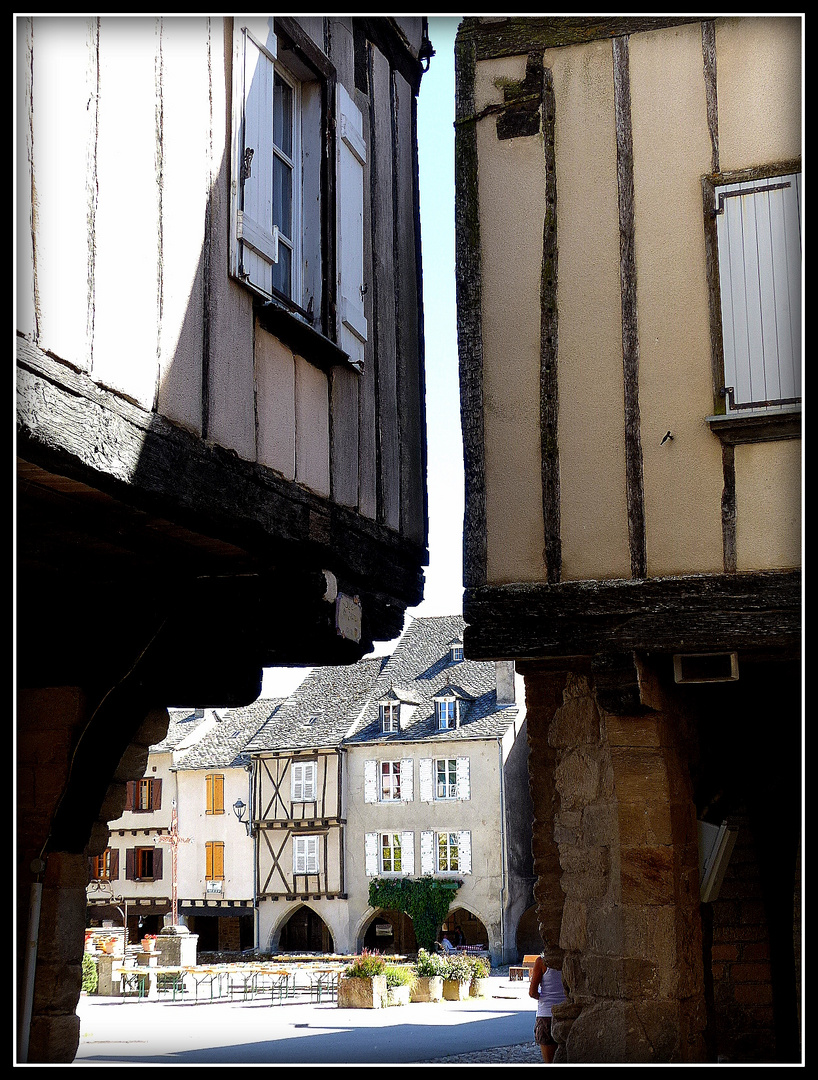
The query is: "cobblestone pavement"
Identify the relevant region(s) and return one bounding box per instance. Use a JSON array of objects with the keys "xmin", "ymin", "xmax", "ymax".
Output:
[{"xmin": 421, "ymin": 1041, "xmax": 541, "ymax": 1064}]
